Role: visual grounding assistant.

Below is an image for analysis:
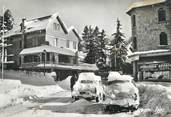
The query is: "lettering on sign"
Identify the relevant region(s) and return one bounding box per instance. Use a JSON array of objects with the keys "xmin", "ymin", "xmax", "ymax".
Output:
[{"xmin": 140, "ymin": 63, "xmax": 171, "ymax": 71}]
